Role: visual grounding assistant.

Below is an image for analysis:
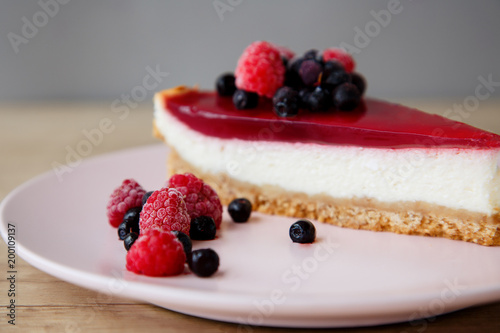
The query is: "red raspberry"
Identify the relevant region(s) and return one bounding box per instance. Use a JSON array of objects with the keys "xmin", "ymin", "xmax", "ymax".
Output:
[
  {"xmin": 107, "ymin": 179, "xmax": 146, "ymax": 228},
  {"xmin": 322, "ymin": 48, "xmax": 356, "ymax": 73},
  {"xmin": 272, "ymin": 43, "xmax": 295, "ymax": 60},
  {"xmin": 139, "ymin": 187, "xmax": 190, "ymax": 234},
  {"xmin": 126, "ymin": 229, "xmax": 186, "ymax": 277},
  {"xmin": 235, "ymin": 41, "xmax": 286, "ymax": 98},
  {"xmin": 168, "ymin": 173, "xmax": 223, "ymax": 228}
]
